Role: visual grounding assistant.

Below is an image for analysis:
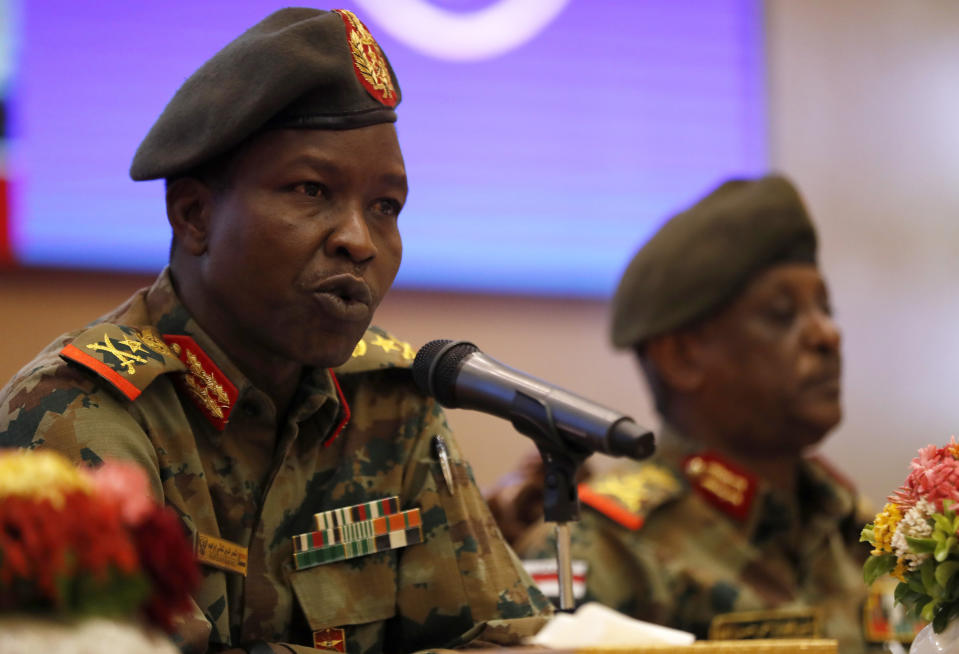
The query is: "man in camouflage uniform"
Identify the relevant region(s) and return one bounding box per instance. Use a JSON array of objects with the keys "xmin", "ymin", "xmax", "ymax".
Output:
[
  {"xmin": 0, "ymin": 8, "xmax": 550, "ymax": 653},
  {"xmin": 511, "ymin": 176, "xmax": 886, "ymax": 652}
]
